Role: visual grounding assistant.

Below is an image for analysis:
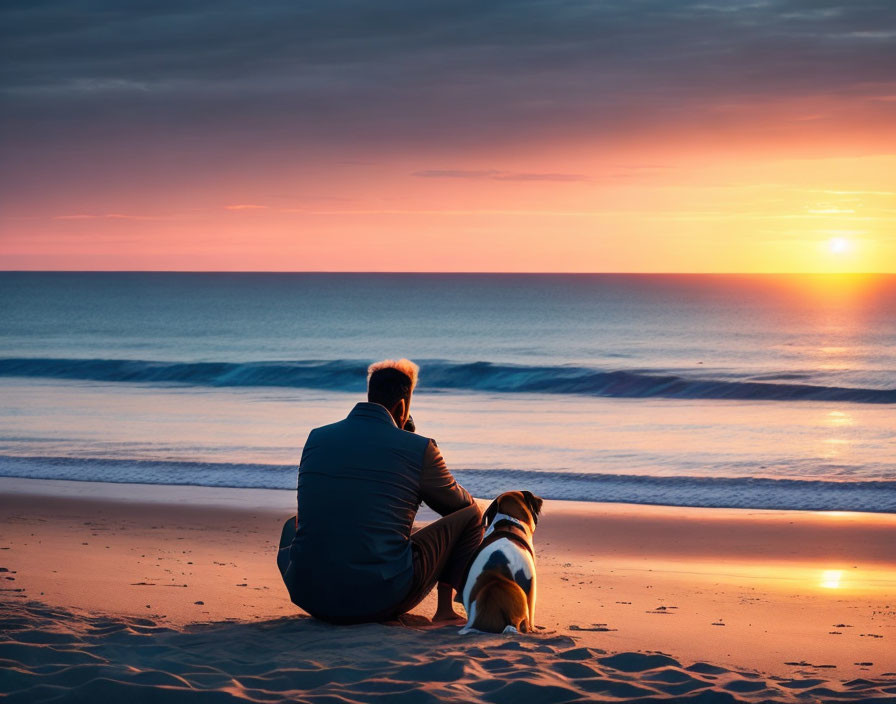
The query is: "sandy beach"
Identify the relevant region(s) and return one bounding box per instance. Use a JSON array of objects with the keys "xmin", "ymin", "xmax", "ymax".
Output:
[{"xmin": 1, "ymin": 476, "xmax": 894, "ymax": 703}]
